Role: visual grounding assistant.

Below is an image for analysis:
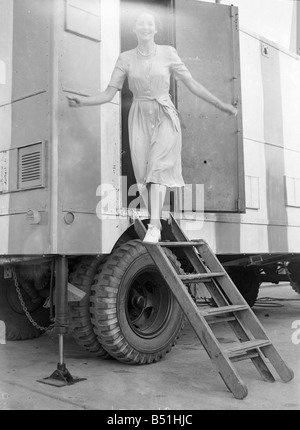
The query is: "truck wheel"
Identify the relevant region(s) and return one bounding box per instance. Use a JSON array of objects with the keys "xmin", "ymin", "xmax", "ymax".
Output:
[
  {"xmin": 288, "ymin": 262, "xmax": 300, "ymax": 294},
  {"xmin": 227, "ymin": 267, "xmax": 260, "ymax": 307},
  {"xmin": 90, "ymin": 240, "xmax": 185, "ymax": 364},
  {"xmin": 0, "ymin": 271, "xmax": 50, "ymax": 340},
  {"xmin": 291, "ymin": 282, "xmax": 300, "ymax": 294},
  {"xmin": 69, "ymin": 257, "xmax": 110, "ymax": 358}
]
